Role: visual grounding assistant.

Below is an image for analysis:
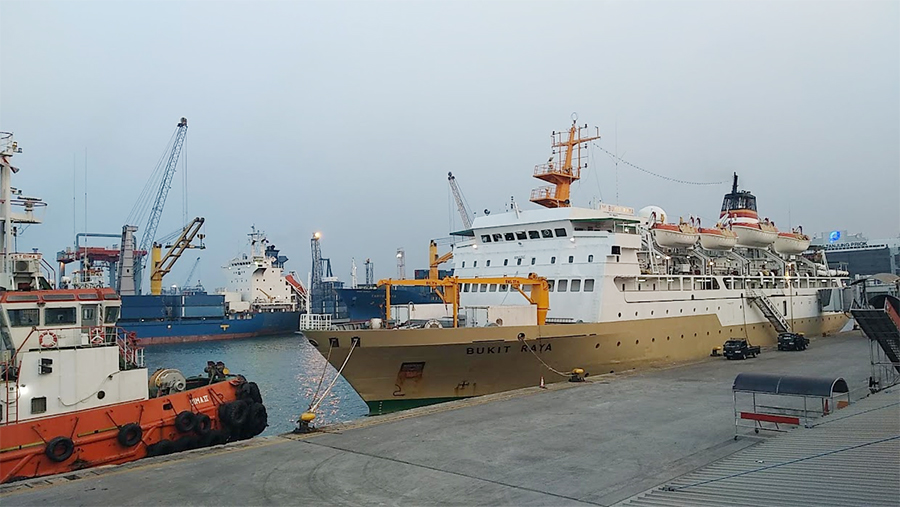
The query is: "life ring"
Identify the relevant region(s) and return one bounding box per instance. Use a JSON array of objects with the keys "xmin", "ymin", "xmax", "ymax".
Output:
[
  {"xmin": 117, "ymin": 423, "xmax": 143, "ymax": 447},
  {"xmin": 90, "ymin": 327, "xmax": 105, "ymax": 345},
  {"xmin": 39, "ymin": 331, "xmax": 58, "ymax": 348},
  {"xmin": 45, "ymin": 436, "xmax": 75, "ymax": 462}
]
